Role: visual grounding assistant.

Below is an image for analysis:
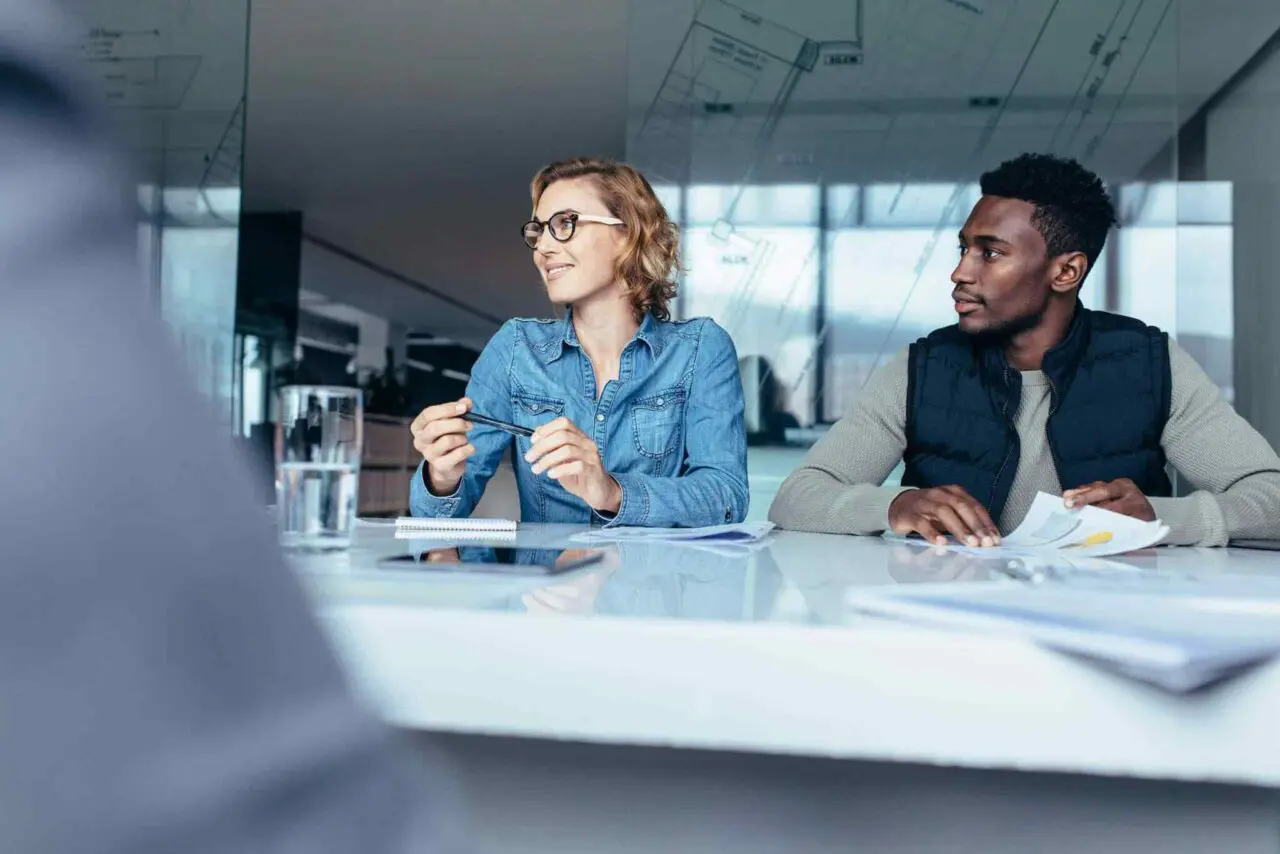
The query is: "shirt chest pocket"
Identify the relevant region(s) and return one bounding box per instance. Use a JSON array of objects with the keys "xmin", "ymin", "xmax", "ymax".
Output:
[
  {"xmin": 630, "ymin": 387, "xmax": 685, "ymax": 459},
  {"xmin": 510, "ymin": 393, "xmax": 566, "ymax": 450}
]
